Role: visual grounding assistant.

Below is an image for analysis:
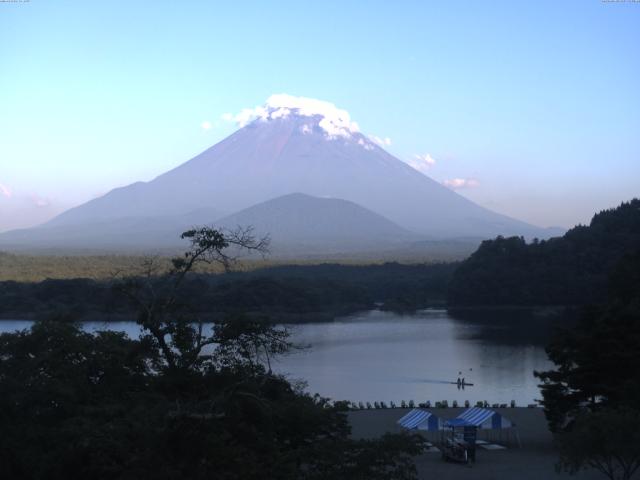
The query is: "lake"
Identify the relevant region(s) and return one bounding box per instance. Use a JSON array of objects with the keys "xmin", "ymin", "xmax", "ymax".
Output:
[{"xmin": 0, "ymin": 309, "xmax": 553, "ymax": 405}]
